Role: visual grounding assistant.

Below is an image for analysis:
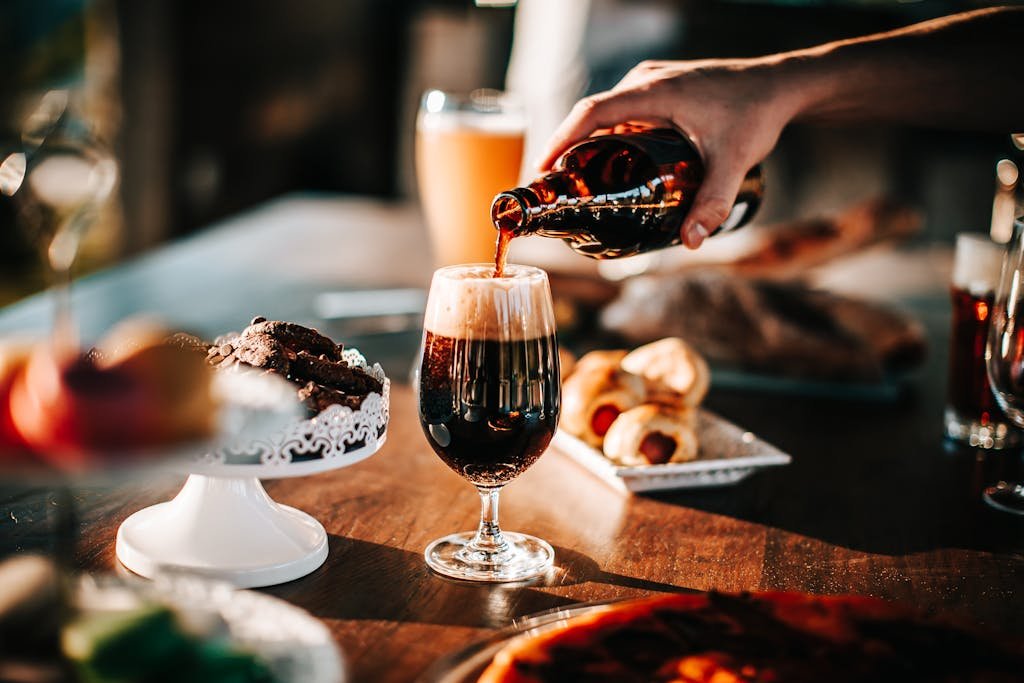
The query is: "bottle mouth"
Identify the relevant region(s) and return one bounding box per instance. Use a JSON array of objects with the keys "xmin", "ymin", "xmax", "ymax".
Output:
[{"xmin": 490, "ymin": 191, "xmax": 528, "ymax": 232}]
